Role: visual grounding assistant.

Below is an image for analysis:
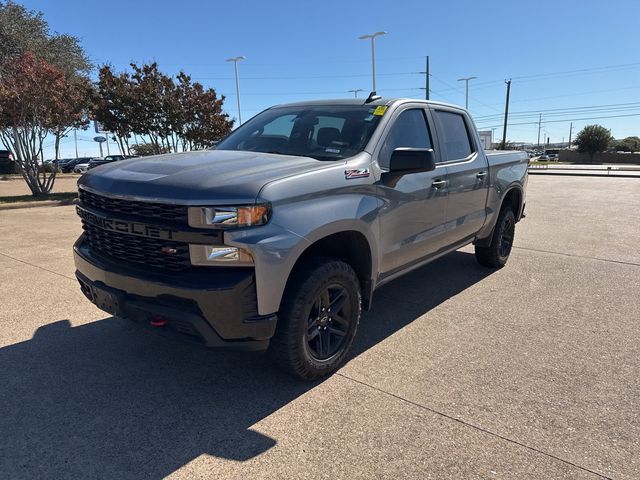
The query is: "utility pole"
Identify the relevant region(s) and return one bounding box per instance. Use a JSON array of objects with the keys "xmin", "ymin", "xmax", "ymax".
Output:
[
  {"xmin": 348, "ymin": 88, "xmax": 364, "ymax": 98},
  {"xmin": 537, "ymin": 113, "xmax": 542, "ymax": 149},
  {"xmin": 226, "ymin": 56, "xmax": 246, "ymax": 125},
  {"xmin": 419, "ymin": 56, "xmax": 430, "ymax": 100},
  {"xmin": 568, "ymin": 122, "xmax": 573, "ymax": 148},
  {"xmin": 501, "ymin": 79, "xmax": 511, "ymax": 150},
  {"xmin": 358, "ymin": 31, "xmax": 387, "ymax": 92},
  {"xmin": 457, "ymin": 76, "xmax": 477, "ymax": 109},
  {"xmin": 73, "ymin": 128, "xmax": 78, "ymax": 158}
]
